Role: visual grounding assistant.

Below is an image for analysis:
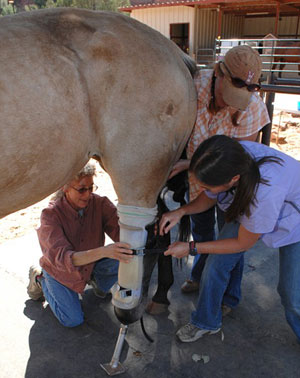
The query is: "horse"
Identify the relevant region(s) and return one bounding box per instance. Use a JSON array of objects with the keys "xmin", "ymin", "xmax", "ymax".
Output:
[
  {"xmin": 271, "ymin": 40, "xmax": 300, "ymax": 78},
  {"xmin": 0, "ymin": 7, "xmax": 197, "ymax": 356}
]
